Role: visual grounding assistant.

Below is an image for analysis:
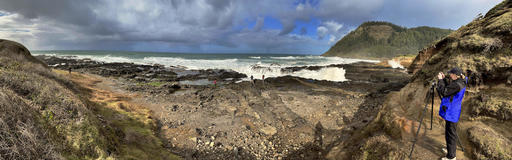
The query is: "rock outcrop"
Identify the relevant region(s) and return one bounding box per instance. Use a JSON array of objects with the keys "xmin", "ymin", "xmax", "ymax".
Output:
[{"xmin": 327, "ymin": 1, "xmax": 512, "ymax": 159}]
